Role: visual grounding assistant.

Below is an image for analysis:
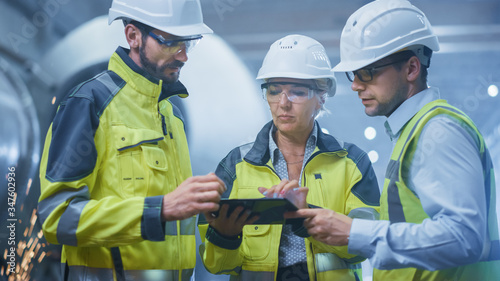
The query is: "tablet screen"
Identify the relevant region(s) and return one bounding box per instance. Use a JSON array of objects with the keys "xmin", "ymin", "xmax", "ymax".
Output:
[{"xmin": 215, "ymin": 198, "xmax": 299, "ymax": 224}]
